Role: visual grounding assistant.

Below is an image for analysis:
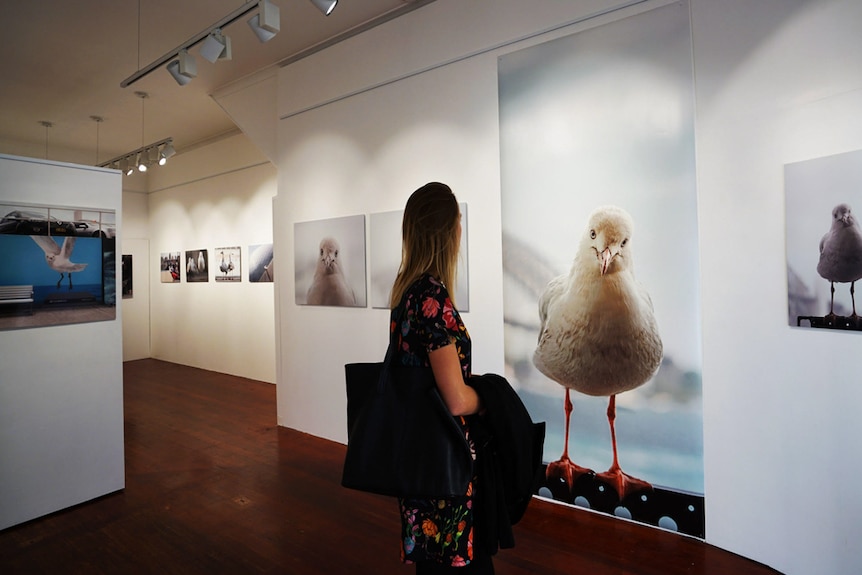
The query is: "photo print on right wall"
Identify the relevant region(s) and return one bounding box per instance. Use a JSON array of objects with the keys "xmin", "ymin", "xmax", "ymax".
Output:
[
  {"xmin": 498, "ymin": 0, "xmax": 704, "ymax": 537},
  {"xmin": 786, "ymin": 148, "xmax": 862, "ymax": 332}
]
